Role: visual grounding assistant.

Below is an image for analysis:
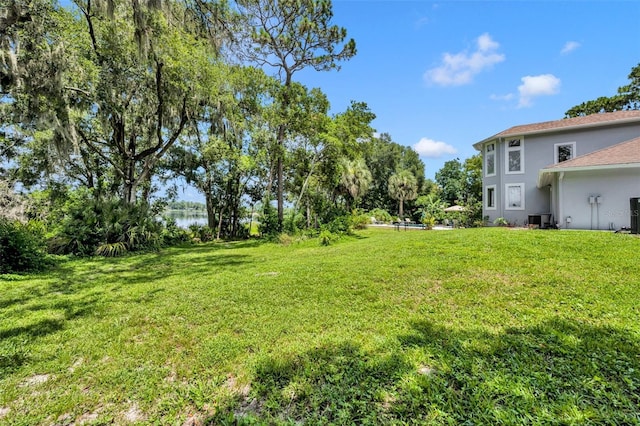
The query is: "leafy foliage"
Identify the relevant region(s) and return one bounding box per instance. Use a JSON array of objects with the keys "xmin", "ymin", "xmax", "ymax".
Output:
[
  {"xmin": 565, "ymin": 63, "xmax": 640, "ymax": 117},
  {"xmin": 388, "ymin": 170, "xmax": 418, "ymax": 218},
  {"xmin": 258, "ymin": 199, "xmax": 281, "ymax": 238},
  {"xmin": 0, "ymin": 218, "xmax": 48, "ymax": 273},
  {"xmin": 369, "ymin": 208, "xmax": 393, "ymax": 223},
  {"xmin": 47, "ymin": 190, "xmax": 165, "ymax": 256},
  {"xmin": 361, "ymin": 133, "xmax": 425, "ymax": 214}
]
